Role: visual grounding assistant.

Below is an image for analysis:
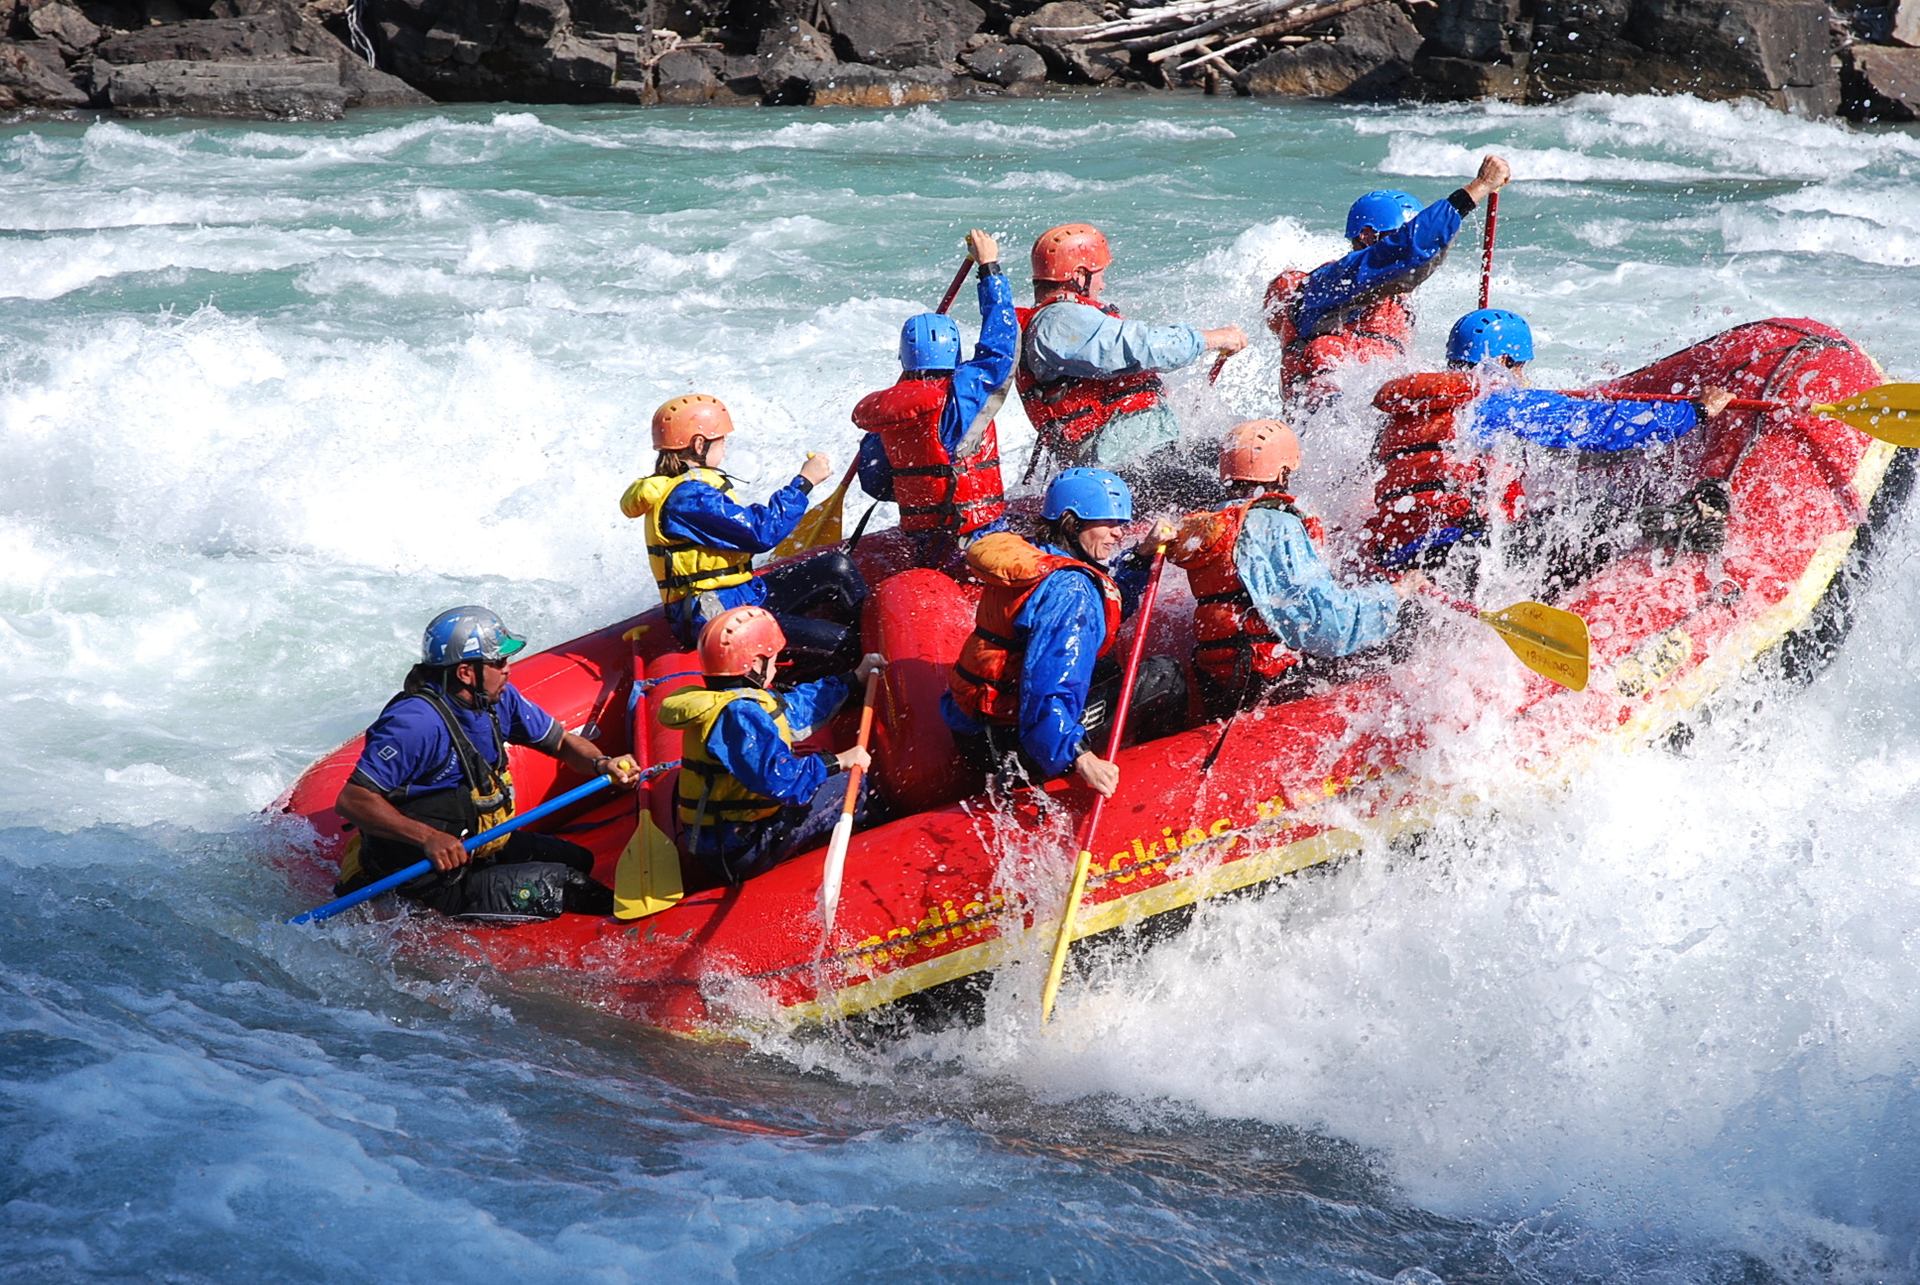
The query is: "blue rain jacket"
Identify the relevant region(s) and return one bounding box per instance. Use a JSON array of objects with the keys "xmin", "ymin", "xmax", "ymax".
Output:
[
  {"xmin": 942, "ymin": 543, "xmax": 1152, "ymax": 778},
  {"xmin": 1292, "ymin": 192, "xmax": 1470, "ymax": 341},
  {"xmin": 688, "ymin": 675, "xmax": 851, "ymax": 857},
  {"xmin": 857, "ymin": 268, "xmax": 1019, "ymax": 512},
  {"xmin": 657, "ymin": 472, "xmax": 813, "ymax": 640},
  {"xmin": 1469, "ymin": 389, "xmax": 1700, "ymax": 452},
  {"xmin": 1233, "ymin": 505, "xmax": 1401, "ymax": 656}
]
